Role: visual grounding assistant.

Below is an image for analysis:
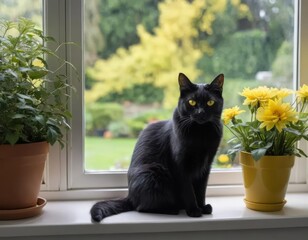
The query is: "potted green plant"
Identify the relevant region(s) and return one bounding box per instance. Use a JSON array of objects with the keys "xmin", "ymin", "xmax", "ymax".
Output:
[
  {"xmin": 0, "ymin": 18, "xmax": 73, "ymax": 219},
  {"xmin": 222, "ymin": 85, "xmax": 308, "ymax": 211}
]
